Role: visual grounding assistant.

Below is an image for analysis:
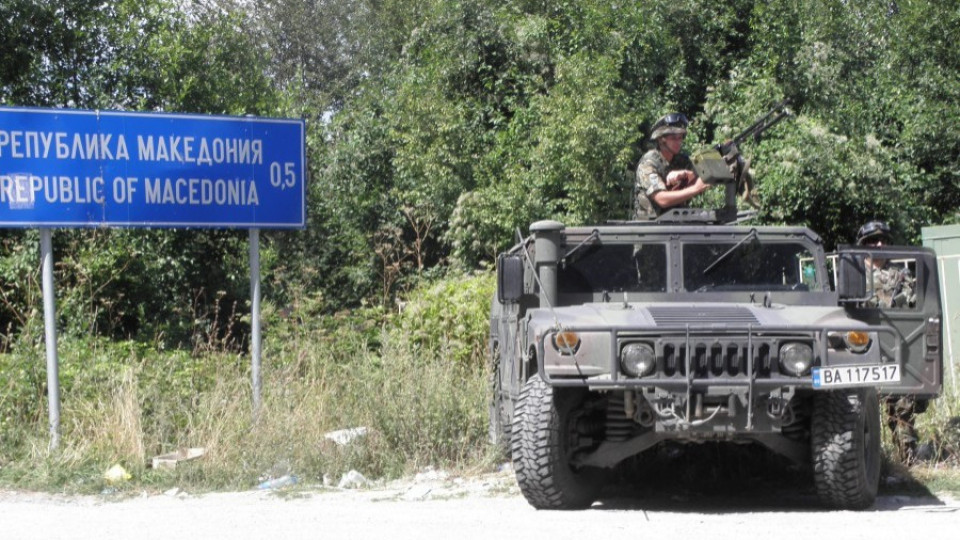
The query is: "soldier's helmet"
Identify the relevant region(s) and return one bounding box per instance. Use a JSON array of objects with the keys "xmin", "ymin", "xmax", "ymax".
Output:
[
  {"xmin": 857, "ymin": 220, "xmax": 892, "ymax": 245},
  {"xmin": 650, "ymin": 112, "xmax": 688, "ymax": 140}
]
